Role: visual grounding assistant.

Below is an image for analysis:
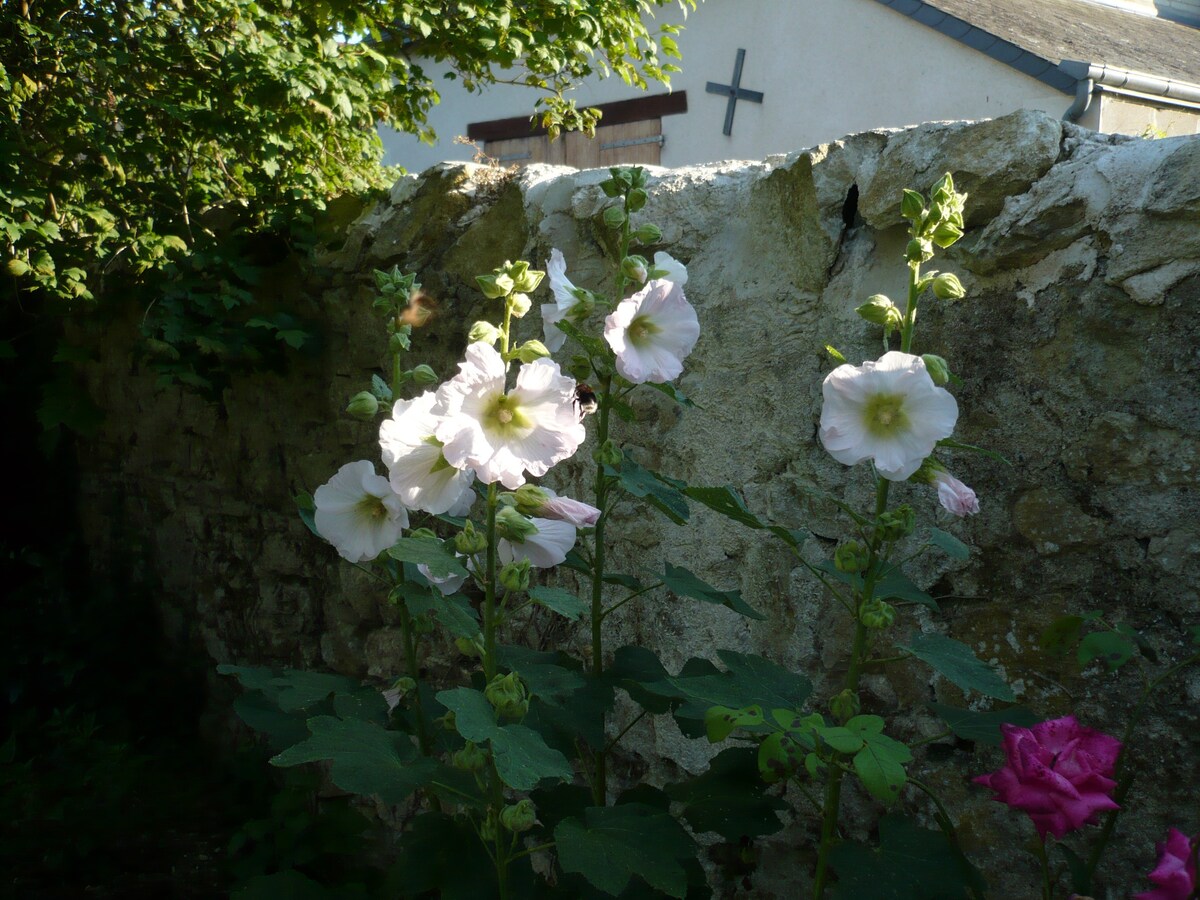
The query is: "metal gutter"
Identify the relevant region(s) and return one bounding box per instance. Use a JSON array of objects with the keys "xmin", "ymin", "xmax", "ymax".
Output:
[{"xmin": 1058, "ymin": 59, "xmax": 1200, "ymax": 113}]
